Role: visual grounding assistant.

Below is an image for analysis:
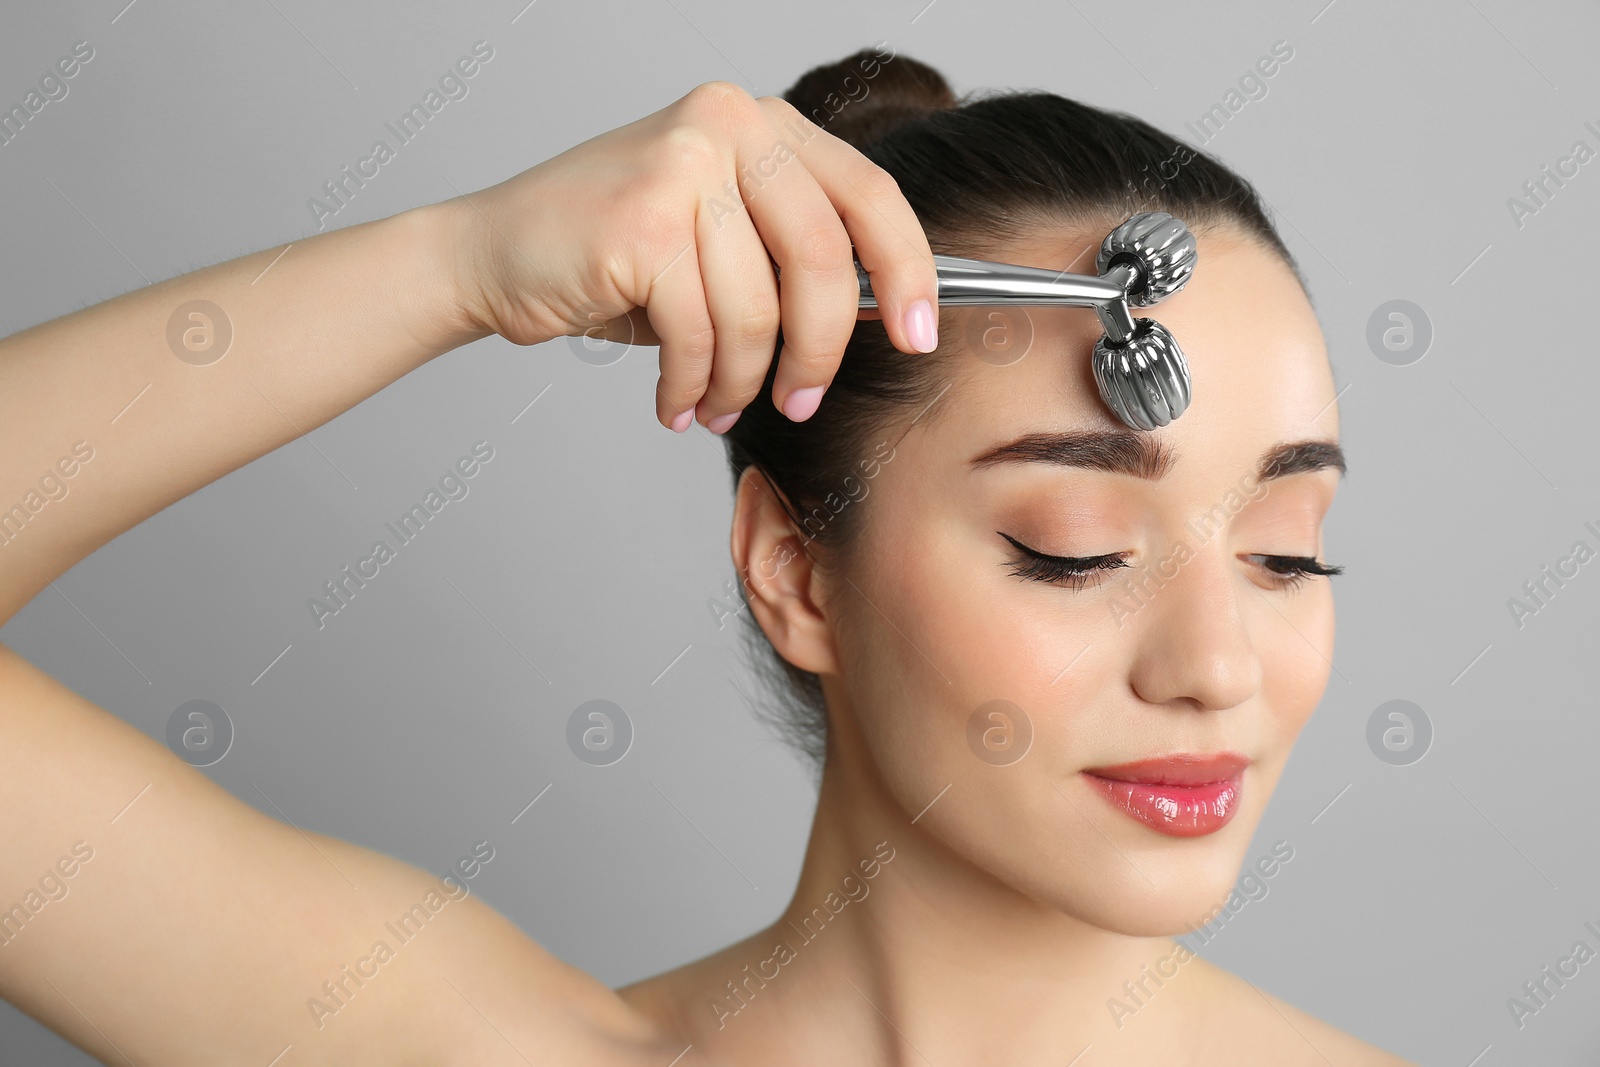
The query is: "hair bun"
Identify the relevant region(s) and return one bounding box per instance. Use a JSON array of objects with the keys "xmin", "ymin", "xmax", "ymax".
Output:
[{"xmin": 783, "ymin": 47, "xmax": 957, "ymax": 150}]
